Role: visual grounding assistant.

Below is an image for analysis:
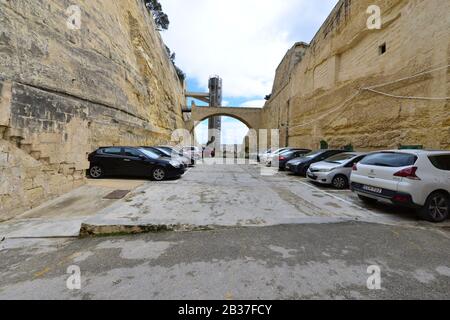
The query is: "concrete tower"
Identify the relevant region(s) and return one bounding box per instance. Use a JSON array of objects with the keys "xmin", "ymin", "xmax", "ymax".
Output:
[{"xmin": 208, "ymin": 76, "xmax": 222, "ymax": 151}]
